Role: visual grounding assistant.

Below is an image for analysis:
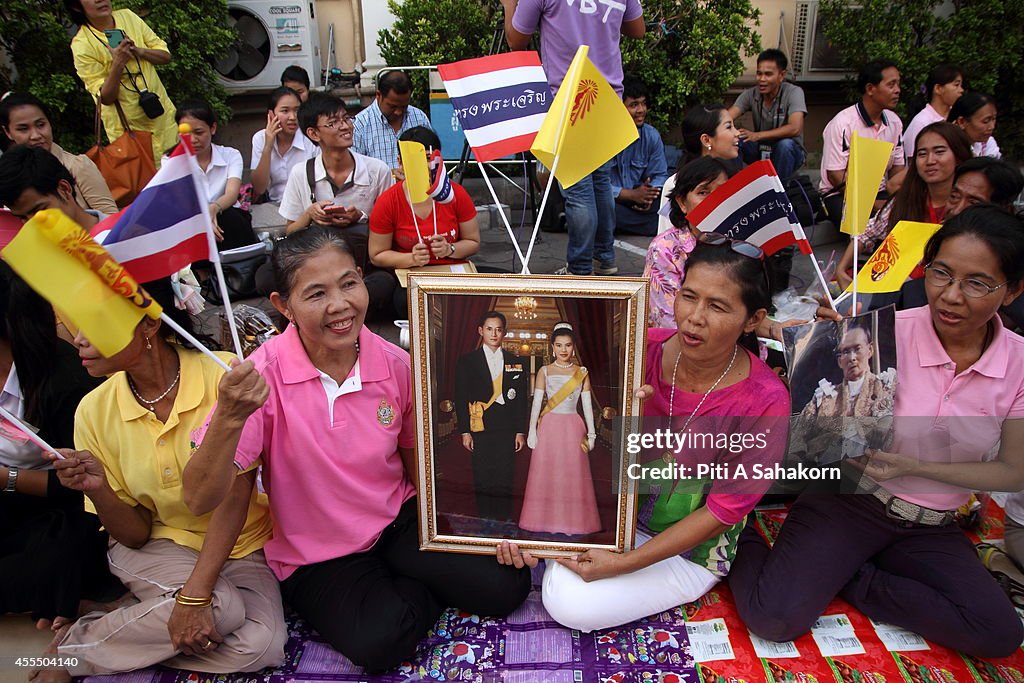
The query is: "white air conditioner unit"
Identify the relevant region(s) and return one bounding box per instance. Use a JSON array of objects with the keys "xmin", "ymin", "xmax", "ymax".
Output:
[
  {"xmin": 791, "ymin": 0, "xmax": 849, "ymax": 82},
  {"xmin": 215, "ymin": 1, "xmax": 322, "ymax": 93}
]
